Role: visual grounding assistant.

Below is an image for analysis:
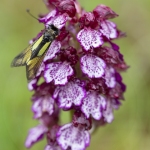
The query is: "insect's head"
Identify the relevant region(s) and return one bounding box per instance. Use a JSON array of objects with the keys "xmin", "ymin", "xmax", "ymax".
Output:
[
  {"xmin": 26, "ymin": 10, "xmax": 59, "ymax": 39},
  {"xmin": 46, "ymin": 24, "xmax": 59, "ymax": 37},
  {"xmin": 43, "ymin": 24, "xmax": 59, "ymax": 42}
]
